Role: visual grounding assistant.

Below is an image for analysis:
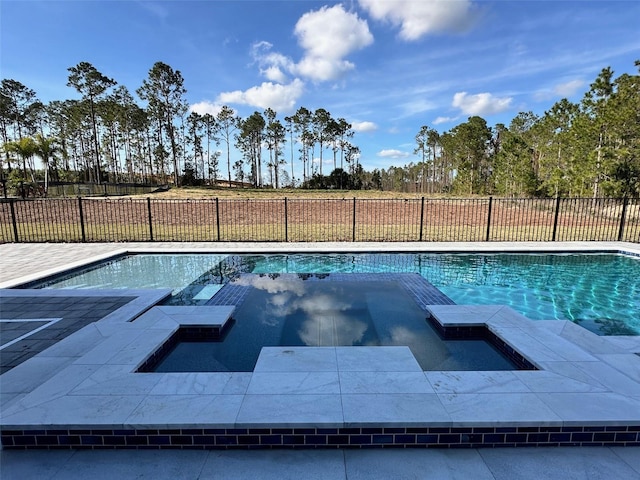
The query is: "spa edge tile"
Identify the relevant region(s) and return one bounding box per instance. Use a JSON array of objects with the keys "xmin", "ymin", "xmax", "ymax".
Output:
[
  {"xmin": 339, "ymin": 371, "xmax": 434, "ymax": 394},
  {"xmin": 513, "ymin": 370, "xmax": 609, "ymax": 393},
  {"xmin": 335, "ymin": 346, "xmax": 422, "ymax": 372},
  {"xmin": 439, "ymin": 393, "xmax": 563, "ymax": 427},
  {"xmin": 252, "ymin": 347, "xmax": 338, "ymax": 373},
  {"xmin": 71, "ymin": 329, "xmax": 152, "ymax": 366},
  {"xmin": 70, "ymin": 365, "xmax": 162, "ymax": 396},
  {"xmin": 536, "ymin": 392, "xmax": 640, "ymax": 425},
  {"xmin": 148, "ymin": 372, "xmax": 251, "ymax": 395},
  {"xmin": 1, "ymin": 394, "xmax": 146, "ymax": 429},
  {"xmin": 124, "ymin": 394, "xmax": 244, "ymax": 429},
  {"xmin": 341, "ymin": 394, "xmax": 451, "ymax": 427},
  {"xmin": 489, "ymin": 326, "xmax": 593, "ymax": 364},
  {"xmin": 236, "ymin": 394, "xmax": 344, "ymax": 427},
  {"xmin": 247, "ymin": 372, "xmax": 341, "ymax": 395},
  {"xmin": 426, "ymin": 371, "xmax": 530, "ymax": 394},
  {"xmin": 105, "ymin": 328, "xmax": 177, "ymax": 366}
]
